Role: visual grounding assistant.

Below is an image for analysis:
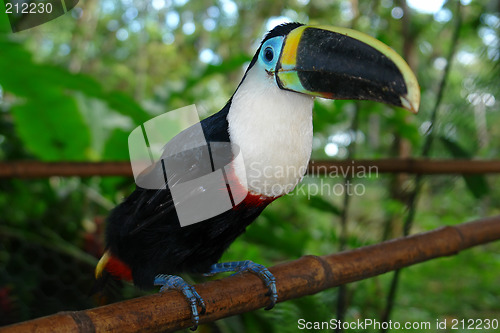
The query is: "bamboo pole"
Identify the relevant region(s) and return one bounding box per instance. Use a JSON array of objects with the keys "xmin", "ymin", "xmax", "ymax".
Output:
[
  {"xmin": 2, "ymin": 215, "xmax": 499, "ymax": 333},
  {"xmin": 0, "ymin": 159, "xmax": 500, "ymax": 178}
]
